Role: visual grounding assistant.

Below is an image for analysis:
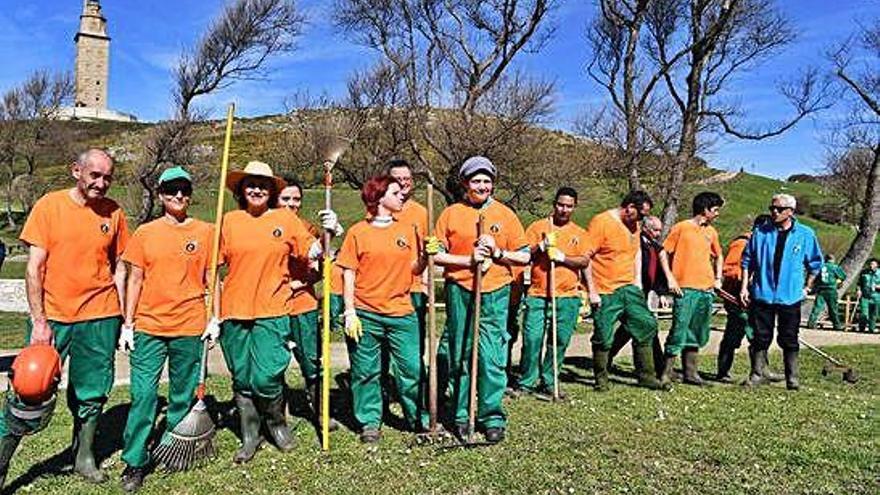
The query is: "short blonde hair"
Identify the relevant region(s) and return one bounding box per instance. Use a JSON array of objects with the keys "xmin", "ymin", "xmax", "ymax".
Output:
[{"xmin": 771, "ymin": 193, "xmax": 796, "ymax": 209}]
